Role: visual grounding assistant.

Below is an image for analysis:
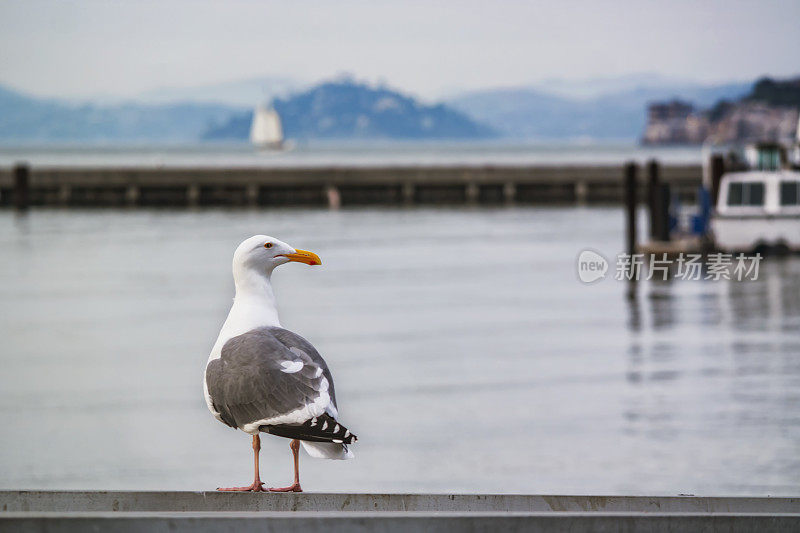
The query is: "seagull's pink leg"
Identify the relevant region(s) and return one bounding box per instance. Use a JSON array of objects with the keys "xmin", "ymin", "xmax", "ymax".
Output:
[
  {"xmin": 217, "ymin": 434, "xmax": 266, "ymax": 492},
  {"xmin": 269, "ymin": 439, "xmax": 303, "ymax": 492}
]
